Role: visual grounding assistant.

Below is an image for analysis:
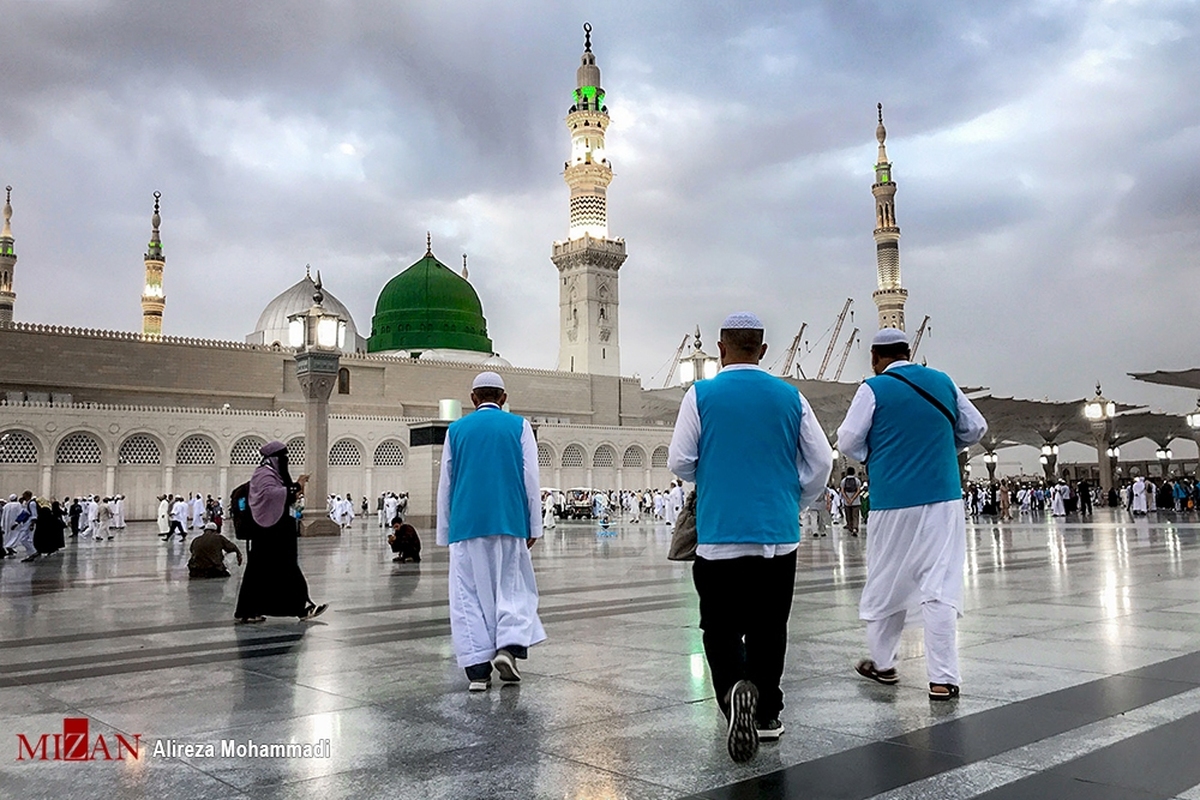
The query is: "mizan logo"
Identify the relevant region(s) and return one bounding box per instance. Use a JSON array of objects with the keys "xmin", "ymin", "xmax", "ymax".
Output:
[{"xmin": 17, "ymin": 717, "xmax": 141, "ymax": 761}]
